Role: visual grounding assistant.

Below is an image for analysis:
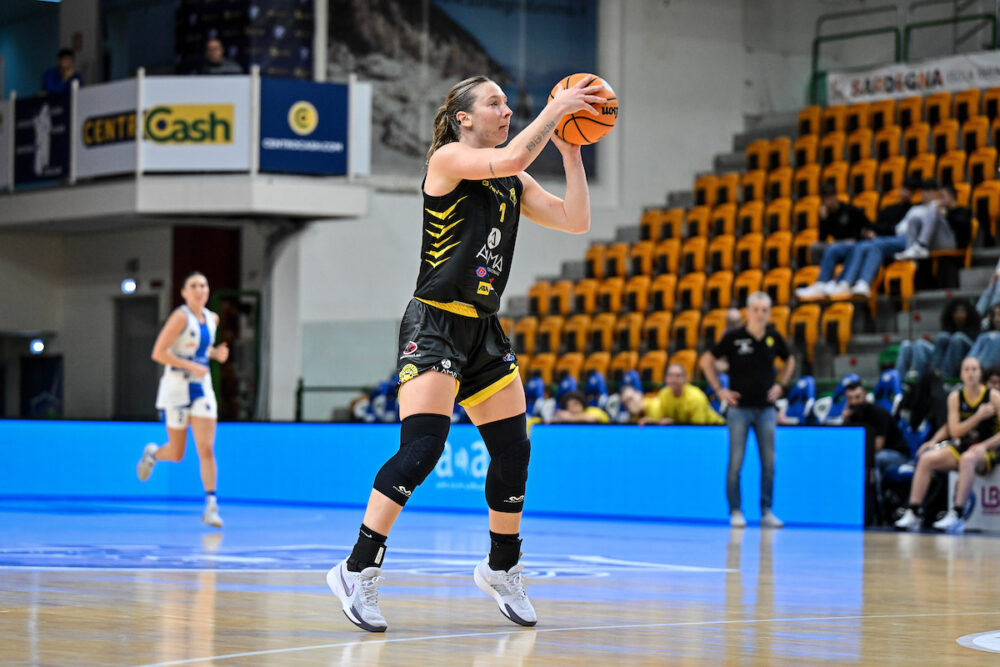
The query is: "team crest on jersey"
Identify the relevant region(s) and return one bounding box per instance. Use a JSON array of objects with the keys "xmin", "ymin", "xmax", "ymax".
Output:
[
  {"xmin": 477, "ymin": 281, "xmax": 492, "ymax": 295},
  {"xmin": 766, "ymin": 336, "xmax": 774, "ymax": 347},
  {"xmin": 509, "ymin": 188, "xmax": 517, "ymax": 204},
  {"xmin": 403, "ymin": 341, "xmax": 418, "ymax": 355},
  {"xmin": 399, "ymin": 364, "xmax": 419, "ymax": 383}
]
